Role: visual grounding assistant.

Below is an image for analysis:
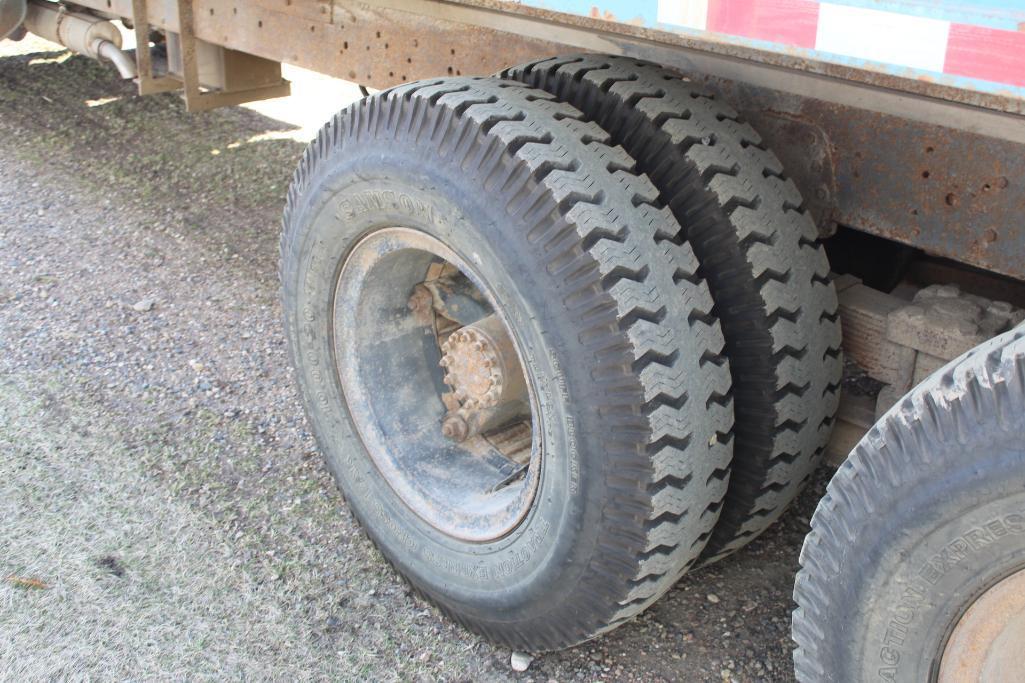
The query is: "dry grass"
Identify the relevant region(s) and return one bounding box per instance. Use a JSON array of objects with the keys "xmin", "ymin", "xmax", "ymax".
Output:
[{"xmin": 0, "ymin": 377, "xmax": 336, "ymax": 679}]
